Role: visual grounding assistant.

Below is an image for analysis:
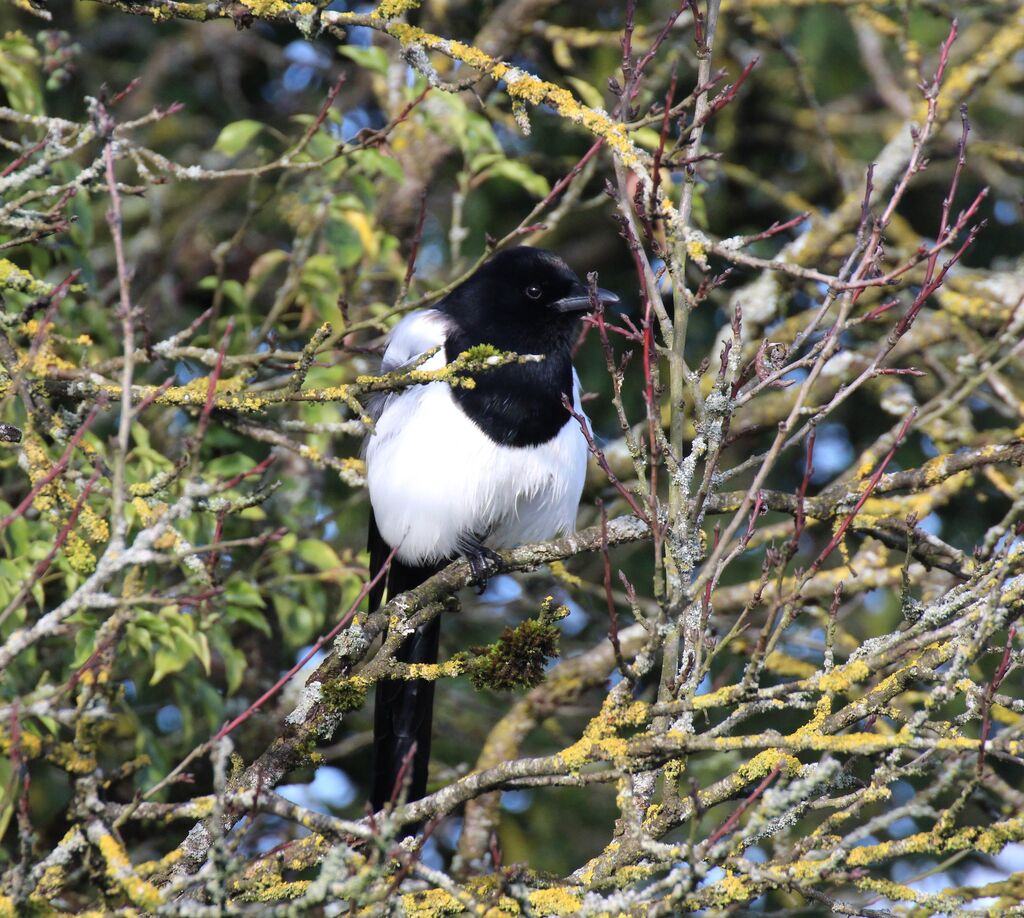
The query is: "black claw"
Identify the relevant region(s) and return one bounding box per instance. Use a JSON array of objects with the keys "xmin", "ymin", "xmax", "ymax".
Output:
[{"xmin": 464, "ymin": 543, "xmax": 503, "ymax": 594}]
